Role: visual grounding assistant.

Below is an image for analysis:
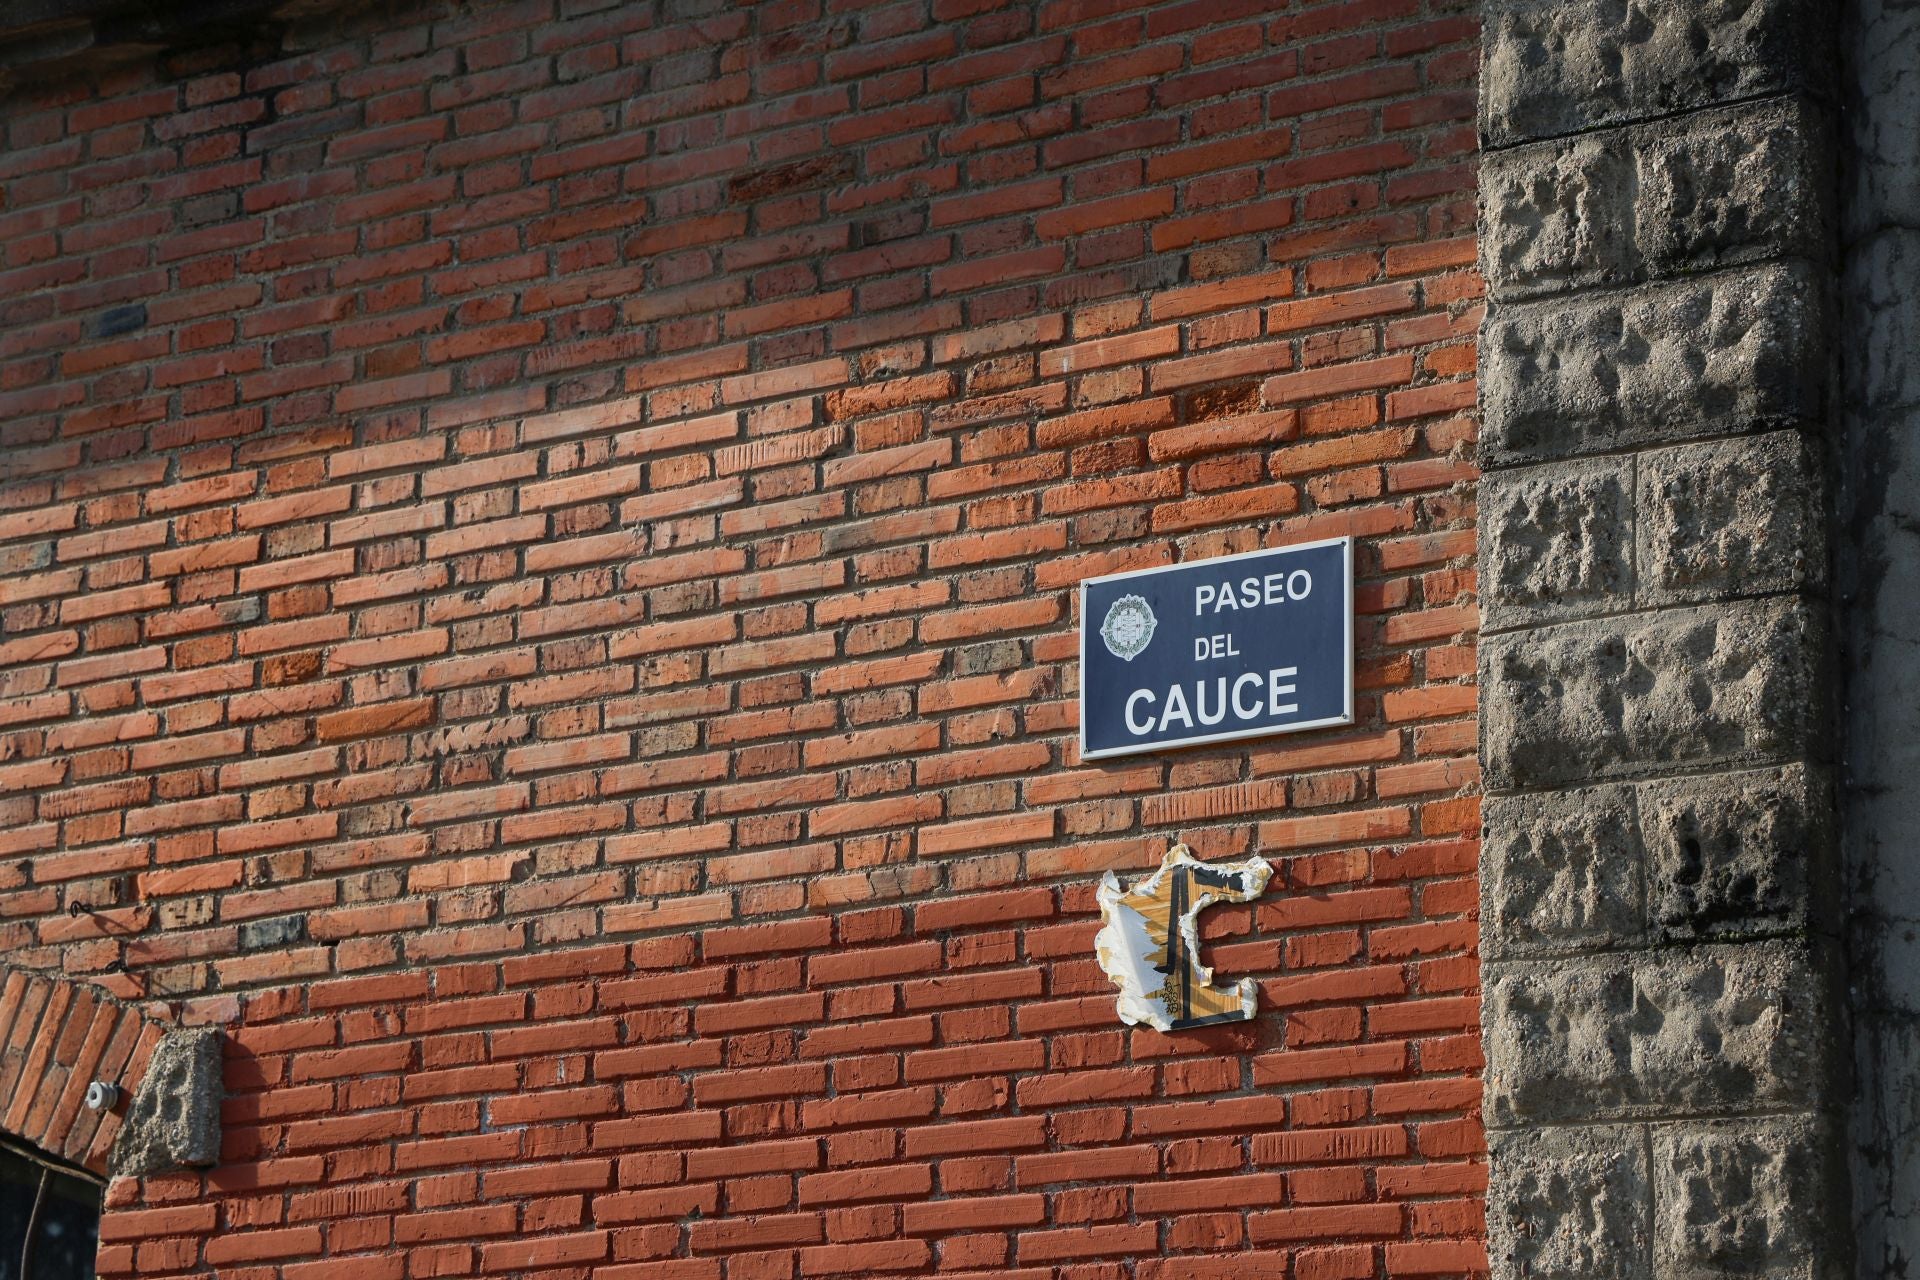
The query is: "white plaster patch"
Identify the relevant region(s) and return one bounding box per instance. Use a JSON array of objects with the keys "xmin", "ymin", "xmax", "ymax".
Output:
[{"xmin": 1094, "ymin": 843, "xmax": 1272, "ymax": 1032}]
